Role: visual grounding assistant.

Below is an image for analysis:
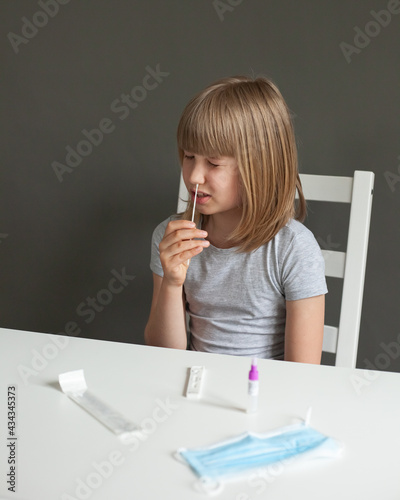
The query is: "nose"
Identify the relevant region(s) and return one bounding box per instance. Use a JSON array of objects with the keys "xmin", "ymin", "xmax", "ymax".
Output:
[{"xmin": 188, "ymin": 157, "xmax": 207, "ymax": 186}]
